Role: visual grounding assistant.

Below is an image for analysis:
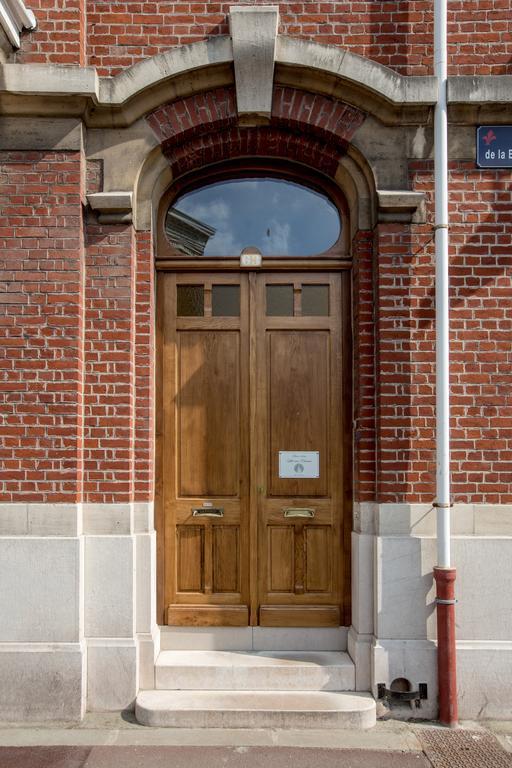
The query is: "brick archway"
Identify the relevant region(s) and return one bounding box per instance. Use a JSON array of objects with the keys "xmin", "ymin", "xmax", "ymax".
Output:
[{"xmin": 146, "ymin": 86, "xmax": 367, "ymax": 178}]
